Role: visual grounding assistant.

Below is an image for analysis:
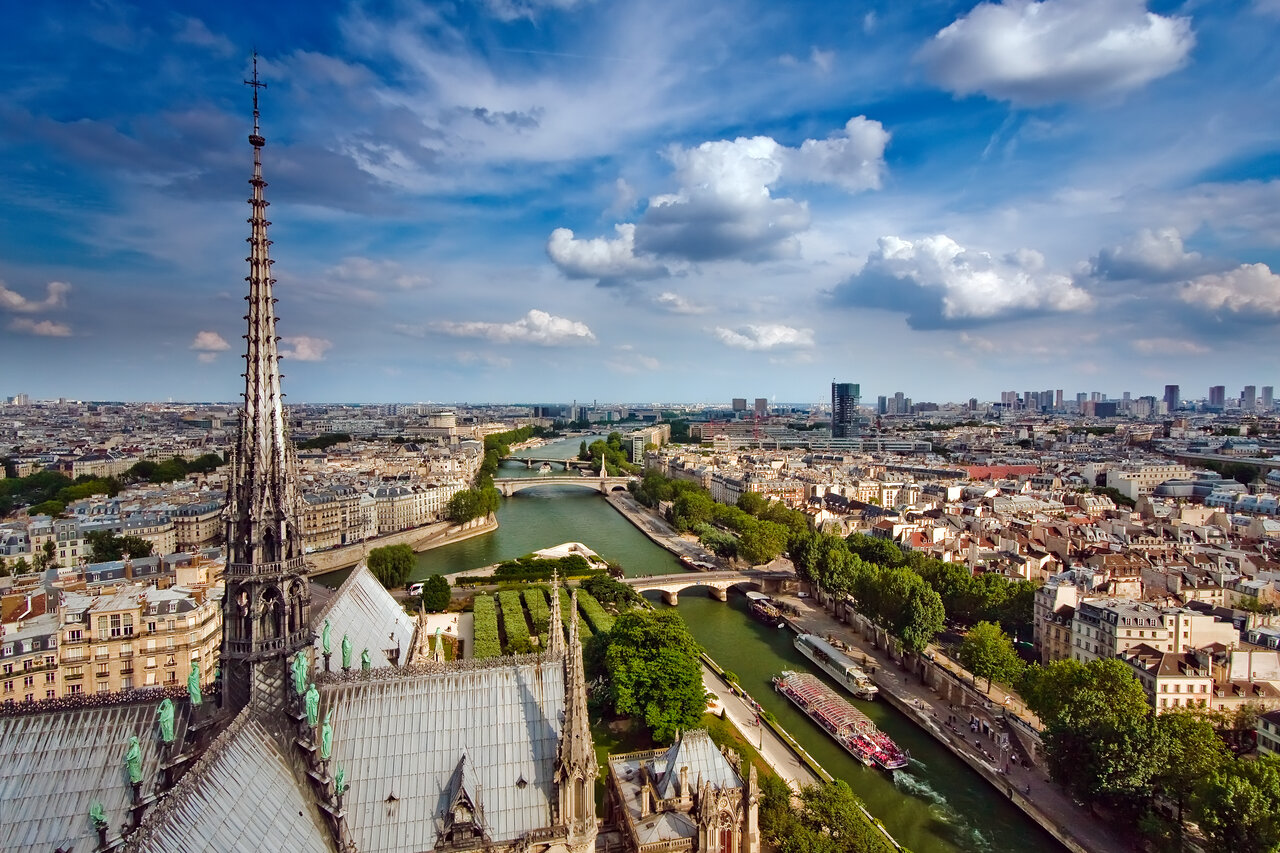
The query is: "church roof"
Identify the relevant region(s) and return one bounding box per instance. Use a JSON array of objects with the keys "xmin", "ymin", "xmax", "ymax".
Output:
[
  {"xmin": 128, "ymin": 711, "xmax": 331, "ymax": 853},
  {"xmin": 656, "ymin": 729, "xmax": 740, "ymax": 799},
  {"xmin": 319, "ymin": 654, "xmax": 566, "ymax": 853},
  {"xmin": 0, "ymin": 696, "xmax": 189, "ymax": 853},
  {"xmin": 312, "ymin": 561, "xmax": 416, "ymax": 668}
]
